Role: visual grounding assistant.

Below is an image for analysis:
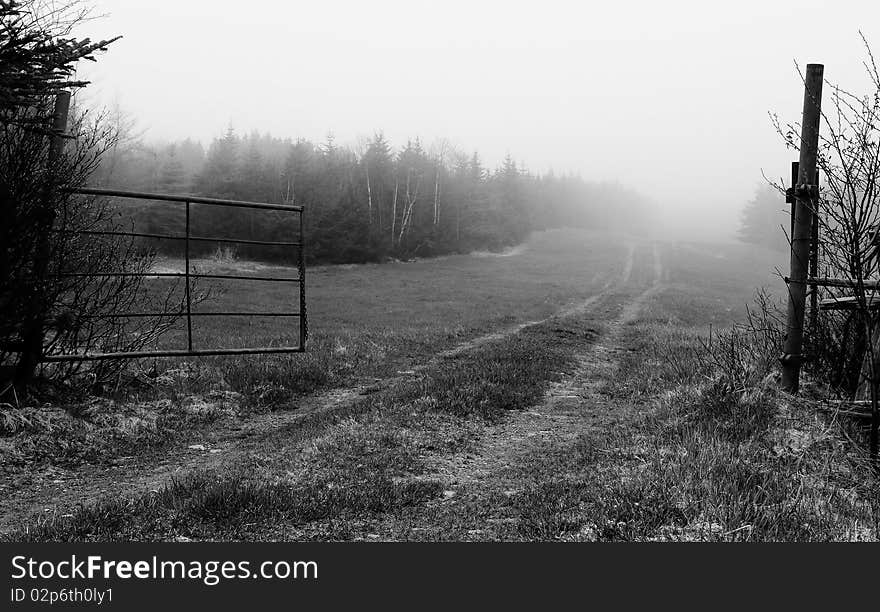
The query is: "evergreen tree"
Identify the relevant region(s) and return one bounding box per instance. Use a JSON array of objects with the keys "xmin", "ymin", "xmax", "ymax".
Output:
[
  {"xmin": 197, "ymin": 127, "xmax": 239, "ymax": 197},
  {"xmin": 362, "ymin": 132, "xmax": 394, "ymax": 243},
  {"xmin": 738, "ymin": 183, "xmax": 789, "ymax": 252},
  {"xmin": 157, "ymin": 145, "xmax": 188, "ymax": 192},
  {"xmin": 97, "ymin": 129, "xmax": 656, "ymax": 264}
]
